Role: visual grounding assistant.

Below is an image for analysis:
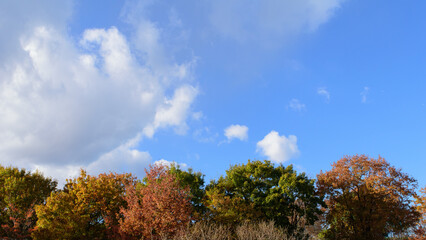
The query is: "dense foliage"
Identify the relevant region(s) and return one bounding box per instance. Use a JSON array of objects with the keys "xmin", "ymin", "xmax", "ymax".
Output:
[
  {"xmin": 119, "ymin": 164, "xmax": 192, "ymax": 239},
  {"xmin": 413, "ymin": 187, "xmax": 426, "ymax": 239},
  {"xmin": 0, "ymin": 165, "xmax": 57, "ymax": 239},
  {"xmin": 205, "ymin": 160, "xmax": 324, "ymax": 238},
  {"xmin": 169, "ymin": 164, "xmax": 206, "ymax": 219},
  {"xmin": 33, "ymin": 170, "xmax": 133, "ymax": 239},
  {"xmin": 0, "ymin": 154, "xmax": 424, "ymax": 239},
  {"xmin": 317, "ymin": 155, "xmax": 420, "ymax": 240}
]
